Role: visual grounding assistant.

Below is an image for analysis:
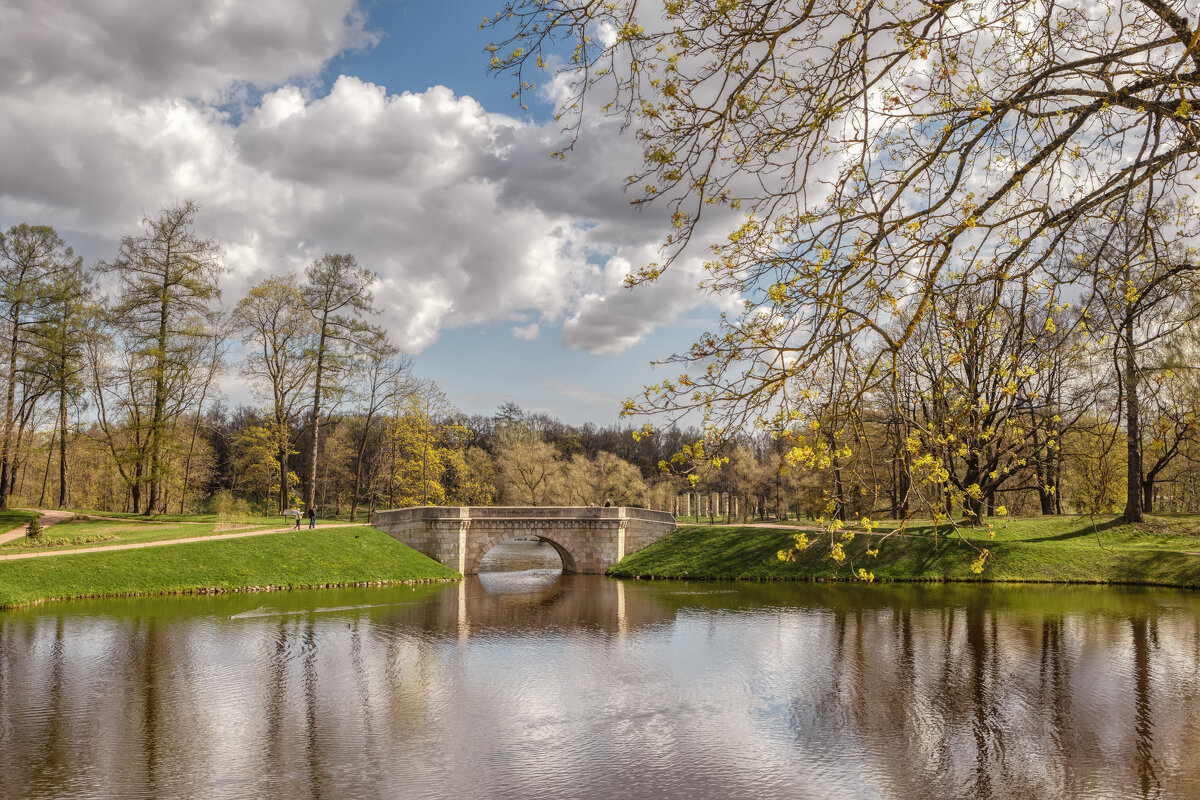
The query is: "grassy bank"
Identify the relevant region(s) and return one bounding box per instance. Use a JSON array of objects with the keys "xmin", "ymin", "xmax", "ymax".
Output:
[
  {"xmin": 0, "ymin": 526, "xmax": 460, "ymax": 609},
  {"xmin": 0, "ymin": 509, "xmax": 41, "ymax": 530},
  {"xmin": 610, "ymin": 515, "xmax": 1200, "ymax": 588},
  {"xmin": 0, "ymin": 518, "xmax": 282, "ymax": 553}
]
